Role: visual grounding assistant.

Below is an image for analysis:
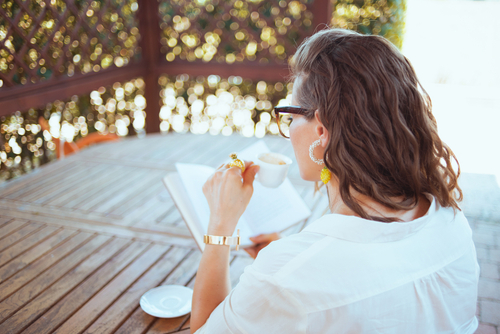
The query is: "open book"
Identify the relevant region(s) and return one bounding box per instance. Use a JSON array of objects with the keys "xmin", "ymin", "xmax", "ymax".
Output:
[{"xmin": 162, "ymin": 140, "xmax": 311, "ymax": 251}]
